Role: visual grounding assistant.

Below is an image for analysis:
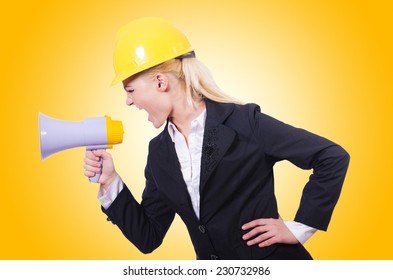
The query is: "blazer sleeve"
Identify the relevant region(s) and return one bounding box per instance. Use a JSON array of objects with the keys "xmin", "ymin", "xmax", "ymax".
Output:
[
  {"xmin": 102, "ymin": 157, "xmax": 176, "ymax": 254},
  {"xmin": 249, "ymin": 104, "xmax": 350, "ymax": 230}
]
